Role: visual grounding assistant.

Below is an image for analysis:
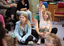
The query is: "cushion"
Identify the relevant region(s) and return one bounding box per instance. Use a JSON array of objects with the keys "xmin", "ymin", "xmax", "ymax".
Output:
[
  {"xmin": 55, "ymin": 12, "xmax": 64, "ymax": 15},
  {"xmin": 58, "ymin": 2, "xmax": 64, "ymax": 8},
  {"xmin": 42, "ymin": 2, "xmax": 48, "ymax": 8}
]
